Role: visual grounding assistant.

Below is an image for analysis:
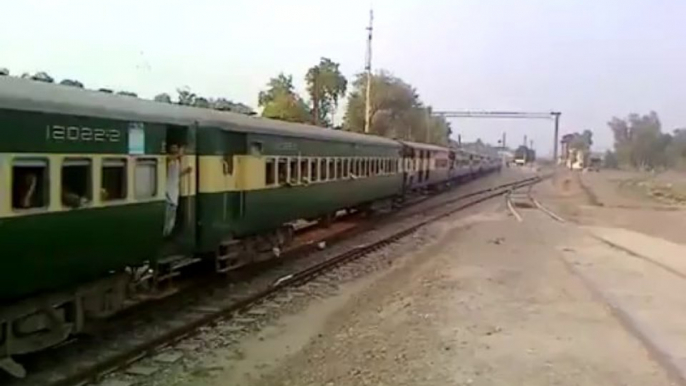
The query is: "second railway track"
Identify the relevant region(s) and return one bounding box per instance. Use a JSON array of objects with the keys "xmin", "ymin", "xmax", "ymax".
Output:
[{"xmin": 8, "ymin": 174, "xmax": 544, "ymax": 386}]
